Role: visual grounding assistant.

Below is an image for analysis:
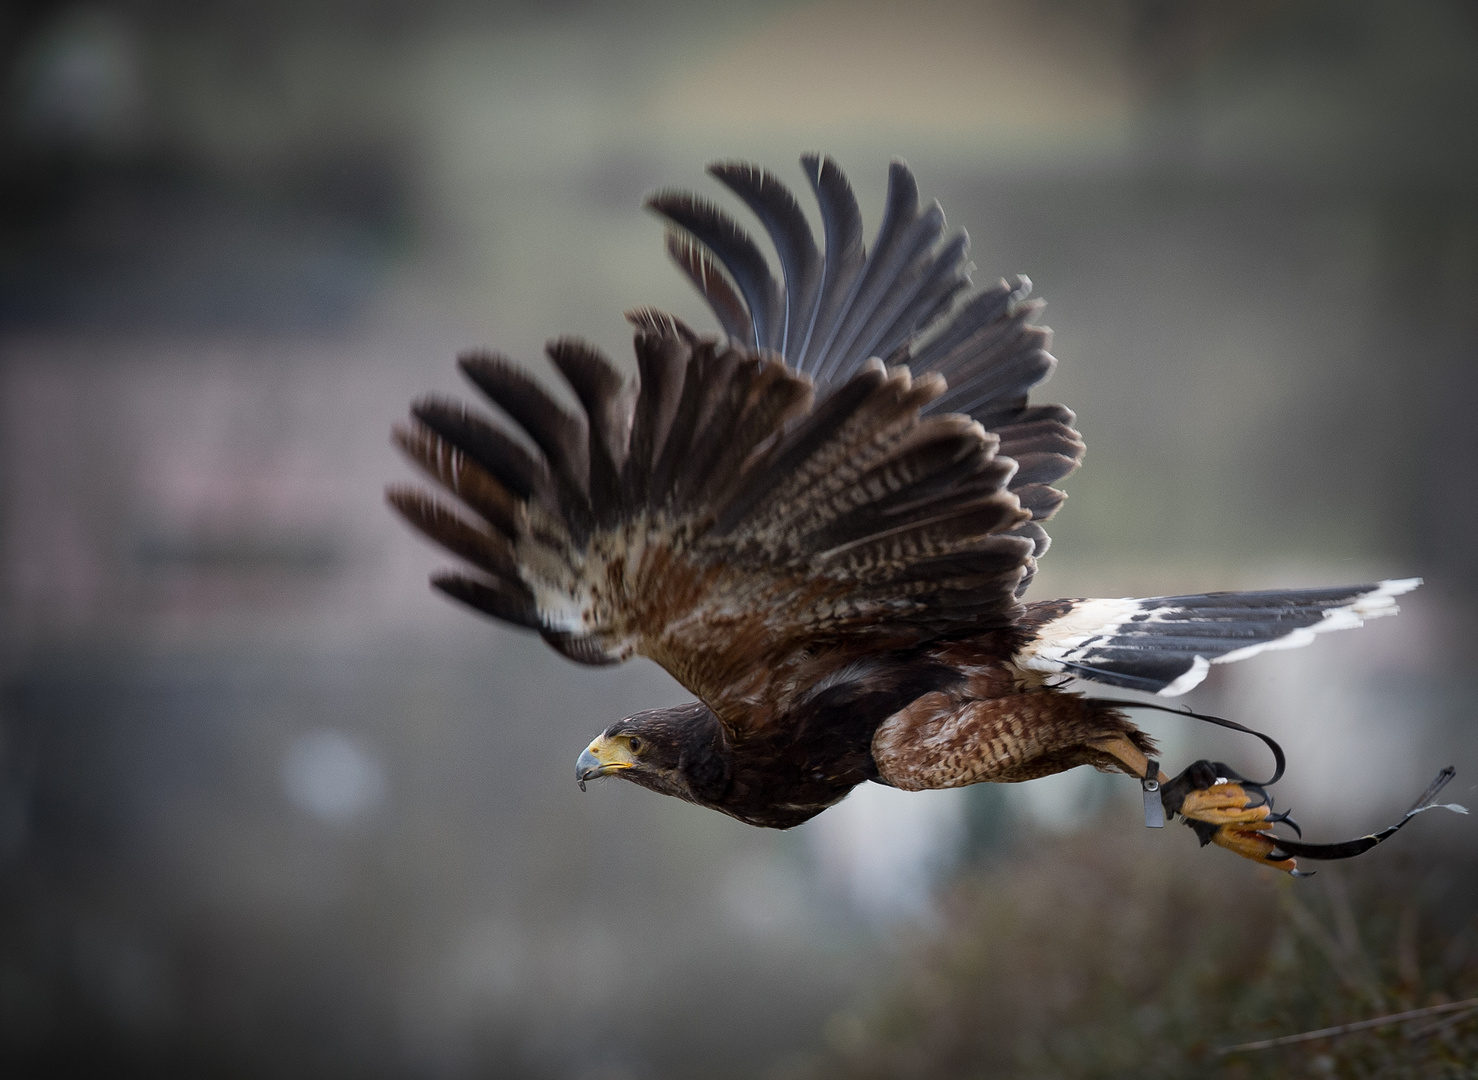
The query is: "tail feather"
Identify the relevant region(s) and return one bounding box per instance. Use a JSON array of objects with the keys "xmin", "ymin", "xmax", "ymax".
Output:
[{"xmin": 1014, "ymin": 580, "xmax": 1421, "ymax": 696}]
